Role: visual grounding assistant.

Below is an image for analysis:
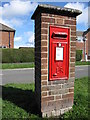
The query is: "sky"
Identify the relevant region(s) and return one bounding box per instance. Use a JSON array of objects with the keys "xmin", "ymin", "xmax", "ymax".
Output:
[{"xmin": 0, "ymin": 0, "xmax": 89, "ymax": 48}]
